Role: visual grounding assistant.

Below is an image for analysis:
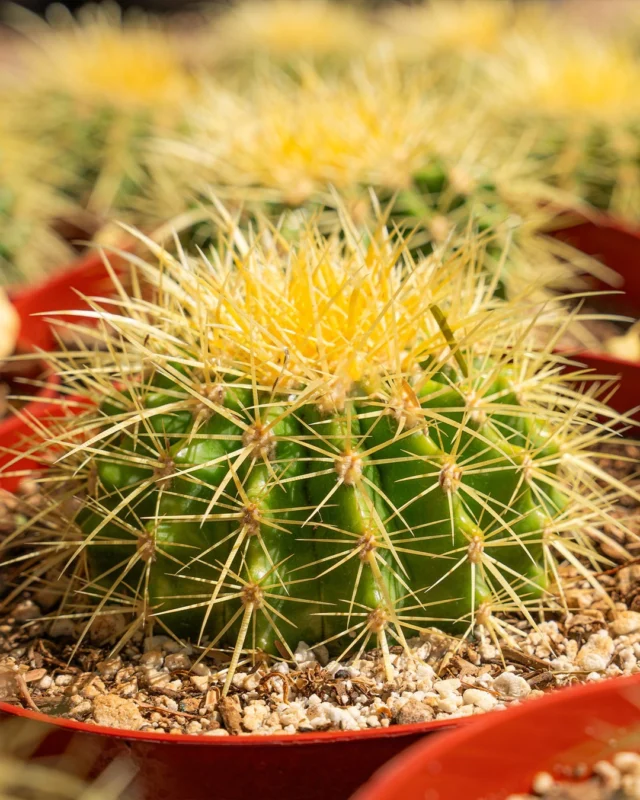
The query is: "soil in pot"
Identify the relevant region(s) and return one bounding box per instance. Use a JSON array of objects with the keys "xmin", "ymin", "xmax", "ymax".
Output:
[{"xmin": 511, "ymin": 751, "xmax": 640, "ymax": 800}]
